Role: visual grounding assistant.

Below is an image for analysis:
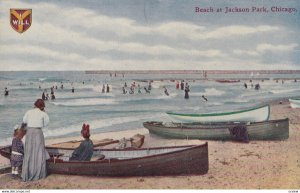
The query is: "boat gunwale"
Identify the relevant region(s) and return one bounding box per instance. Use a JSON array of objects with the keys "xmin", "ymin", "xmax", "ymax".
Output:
[
  {"xmin": 143, "ymin": 118, "xmax": 289, "ymax": 131},
  {"xmin": 166, "ymin": 104, "xmax": 270, "ymax": 118},
  {"xmin": 45, "ymin": 143, "xmax": 206, "ymax": 151},
  {"xmin": 46, "ymin": 143, "xmax": 208, "ymax": 164}
]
